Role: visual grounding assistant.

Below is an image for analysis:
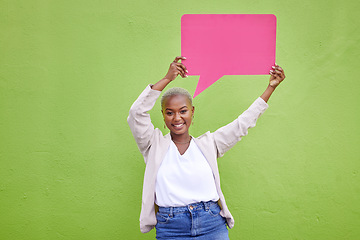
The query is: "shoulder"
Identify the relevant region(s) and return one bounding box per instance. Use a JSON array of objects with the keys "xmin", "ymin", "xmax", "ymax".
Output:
[
  {"xmin": 149, "ymin": 129, "xmax": 171, "ymax": 147},
  {"xmin": 195, "ymin": 131, "xmax": 212, "ymax": 140},
  {"xmin": 193, "ymin": 131, "xmax": 216, "ymax": 148}
]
